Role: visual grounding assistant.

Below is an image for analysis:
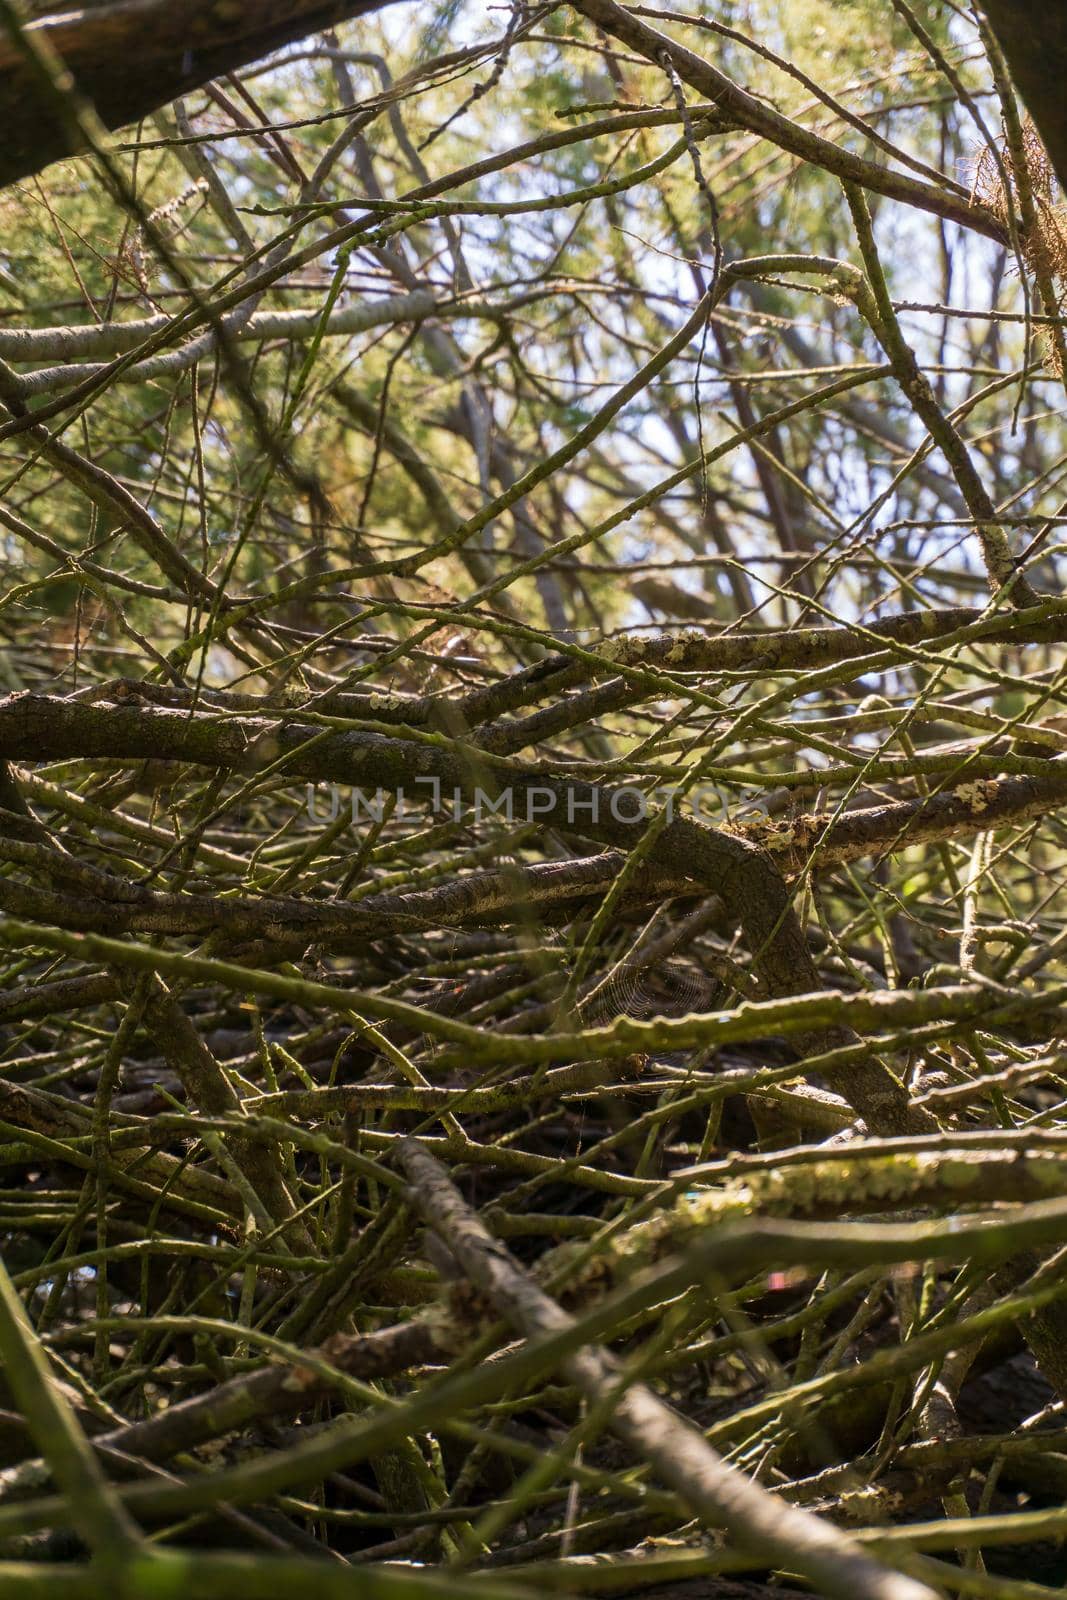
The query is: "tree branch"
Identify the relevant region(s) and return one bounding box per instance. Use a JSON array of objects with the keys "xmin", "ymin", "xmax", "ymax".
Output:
[{"xmin": 0, "ymin": 0, "xmax": 407, "ymax": 188}]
